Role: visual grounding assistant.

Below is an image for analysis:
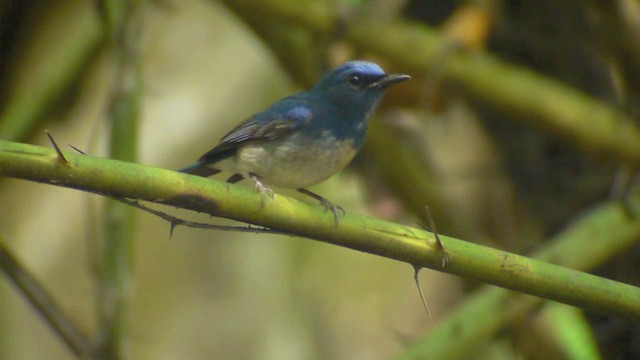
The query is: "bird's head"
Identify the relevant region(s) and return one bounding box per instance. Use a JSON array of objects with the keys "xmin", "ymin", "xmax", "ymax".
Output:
[{"xmin": 312, "ymin": 61, "xmax": 410, "ymax": 117}]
